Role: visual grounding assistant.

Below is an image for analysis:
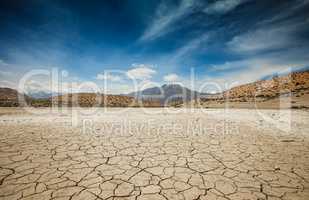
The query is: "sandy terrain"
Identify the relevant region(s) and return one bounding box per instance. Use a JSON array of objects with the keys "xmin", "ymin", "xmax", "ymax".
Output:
[{"xmin": 0, "ymin": 107, "xmax": 309, "ymax": 200}]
